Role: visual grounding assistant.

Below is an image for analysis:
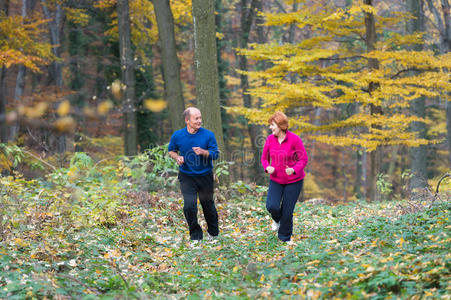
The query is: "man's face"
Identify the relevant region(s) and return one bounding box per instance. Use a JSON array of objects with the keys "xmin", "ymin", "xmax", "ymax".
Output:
[{"xmin": 186, "ymin": 109, "xmax": 202, "ymax": 131}]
